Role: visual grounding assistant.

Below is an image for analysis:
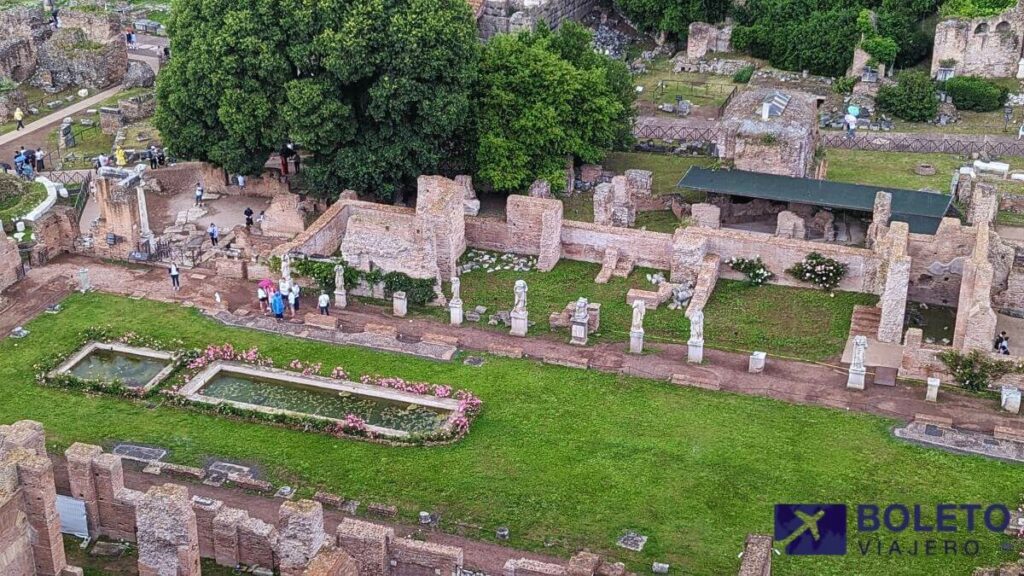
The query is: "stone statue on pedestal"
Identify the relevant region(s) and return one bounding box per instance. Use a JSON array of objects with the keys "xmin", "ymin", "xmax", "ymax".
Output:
[
  {"xmin": 631, "ymin": 300, "xmax": 646, "ymax": 332},
  {"xmin": 451, "ymin": 277, "xmax": 461, "ymax": 302},
  {"xmin": 513, "ymin": 280, "xmax": 528, "ymax": 313},
  {"xmin": 688, "ymin": 309, "xmax": 704, "ymax": 343}
]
